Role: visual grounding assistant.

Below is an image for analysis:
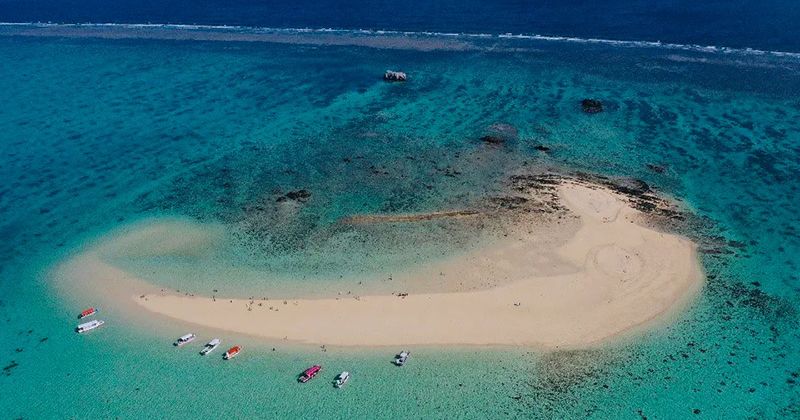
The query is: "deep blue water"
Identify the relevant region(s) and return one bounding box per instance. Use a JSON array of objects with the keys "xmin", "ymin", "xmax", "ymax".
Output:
[{"xmin": 1, "ymin": 0, "xmax": 800, "ymax": 52}]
